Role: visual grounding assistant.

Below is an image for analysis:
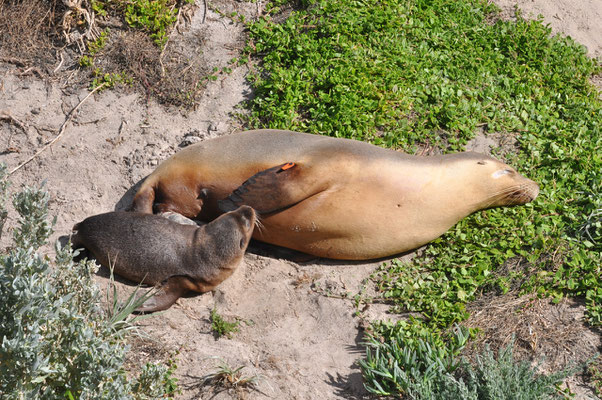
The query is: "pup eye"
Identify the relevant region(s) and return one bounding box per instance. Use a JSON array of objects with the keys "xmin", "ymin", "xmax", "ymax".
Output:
[{"xmin": 477, "ymin": 161, "xmax": 486, "ymax": 165}]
